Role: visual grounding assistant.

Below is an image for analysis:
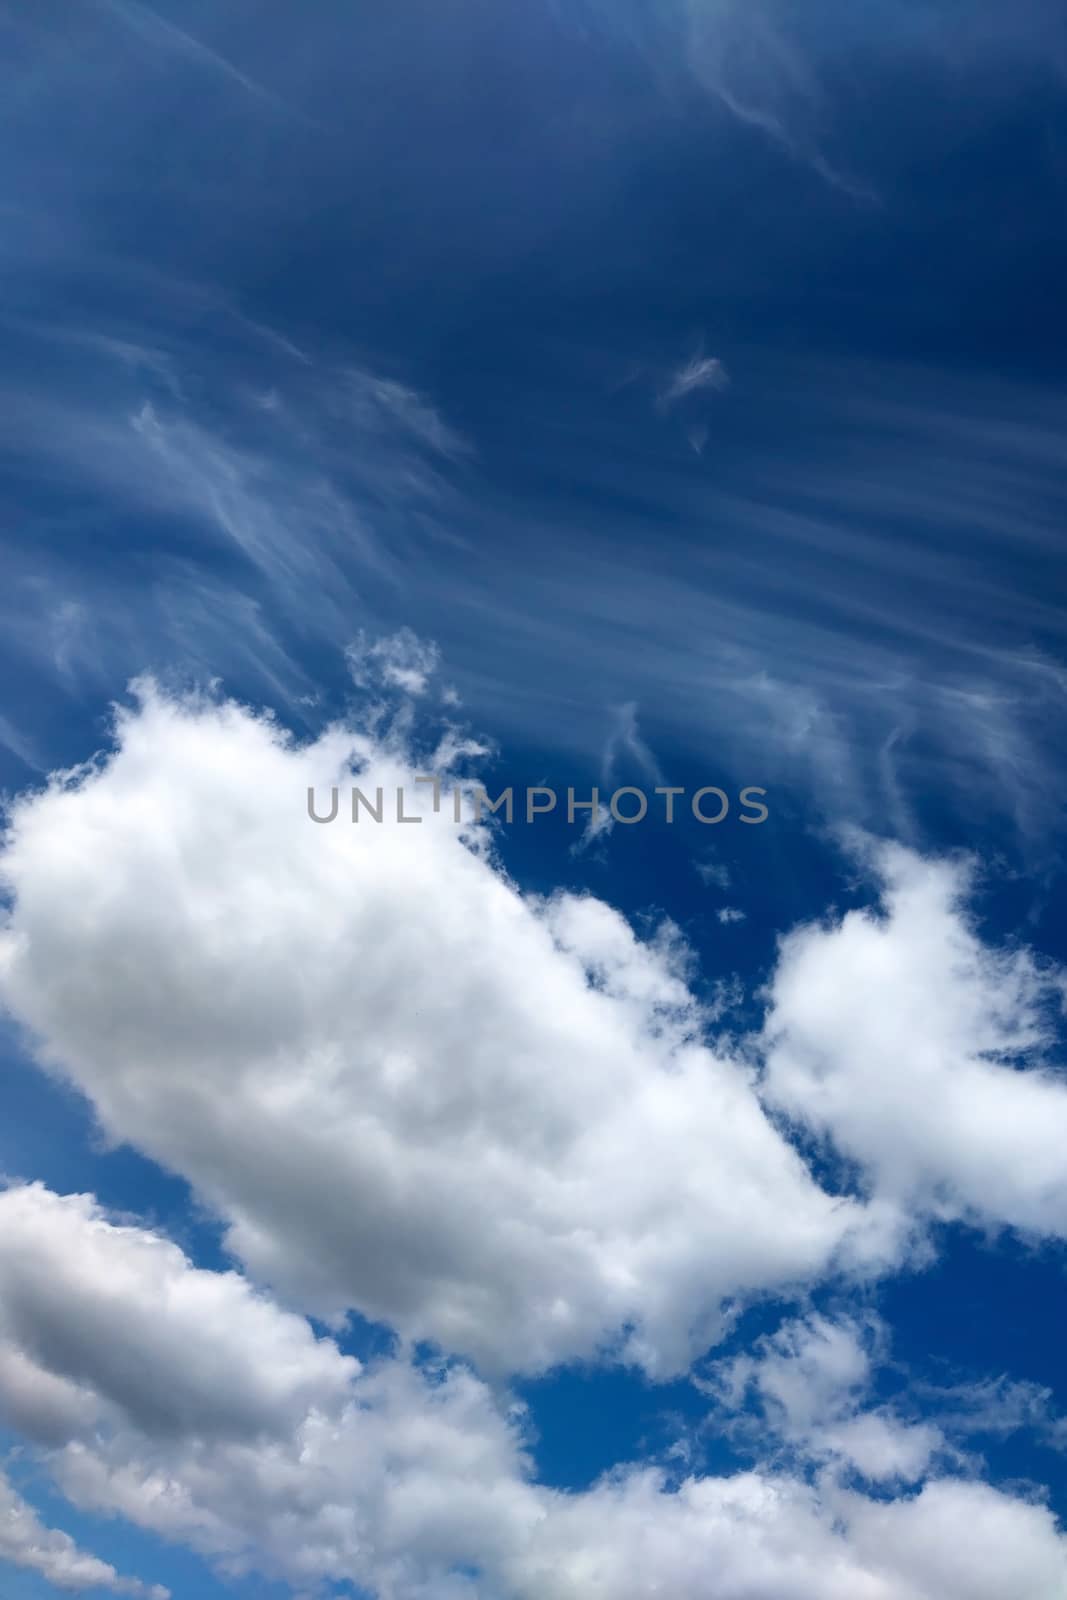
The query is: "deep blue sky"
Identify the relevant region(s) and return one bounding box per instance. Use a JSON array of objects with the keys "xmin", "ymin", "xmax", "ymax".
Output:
[{"xmin": 2, "ymin": 4, "xmax": 1067, "ymax": 1597}]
